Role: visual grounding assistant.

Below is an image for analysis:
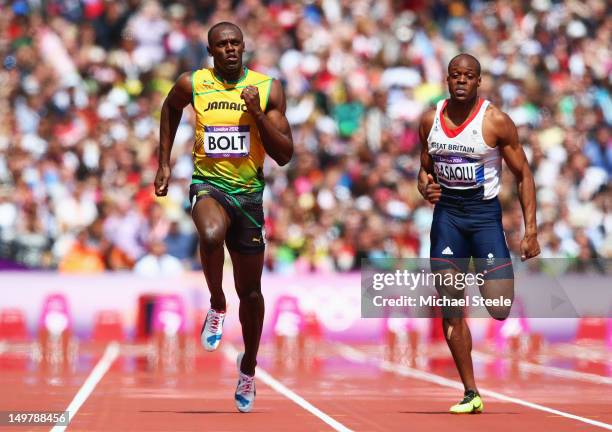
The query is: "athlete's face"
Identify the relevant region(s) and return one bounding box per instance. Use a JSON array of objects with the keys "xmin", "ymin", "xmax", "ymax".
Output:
[
  {"xmin": 208, "ymin": 26, "xmax": 245, "ymax": 76},
  {"xmin": 447, "ymin": 58, "xmax": 481, "ymax": 102}
]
